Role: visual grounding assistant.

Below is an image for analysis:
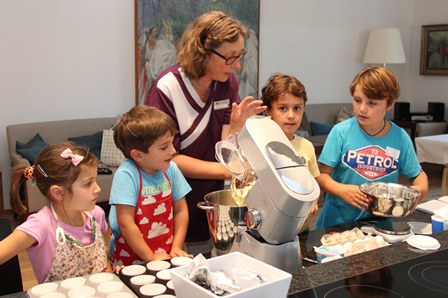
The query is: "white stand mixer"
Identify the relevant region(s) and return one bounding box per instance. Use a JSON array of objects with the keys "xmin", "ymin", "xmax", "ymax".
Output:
[{"xmin": 229, "ymin": 116, "xmax": 320, "ymax": 272}]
